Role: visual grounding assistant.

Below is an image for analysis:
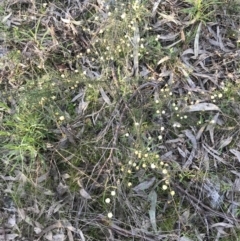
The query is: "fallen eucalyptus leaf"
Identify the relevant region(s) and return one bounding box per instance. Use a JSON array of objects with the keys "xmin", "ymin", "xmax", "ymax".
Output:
[
  {"xmin": 133, "ymin": 177, "xmax": 155, "ymax": 192},
  {"xmin": 148, "ymin": 191, "xmax": 157, "ymax": 232},
  {"xmin": 80, "ymin": 188, "xmax": 92, "ymax": 200},
  {"xmin": 99, "ymin": 87, "xmax": 111, "ymax": 105},
  {"xmin": 61, "ymin": 18, "xmax": 83, "ymax": 25},
  {"xmin": 218, "ymin": 136, "xmax": 232, "ymax": 149},
  {"xmin": 230, "ymin": 149, "xmax": 240, "ymax": 162},
  {"xmin": 182, "ymin": 103, "xmax": 221, "ymax": 112}
]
